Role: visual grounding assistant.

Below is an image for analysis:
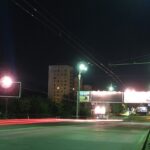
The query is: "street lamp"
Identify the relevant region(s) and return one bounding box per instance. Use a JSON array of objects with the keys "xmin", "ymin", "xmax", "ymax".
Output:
[
  {"xmin": 1, "ymin": 76, "xmax": 13, "ymax": 89},
  {"xmin": 0, "ymin": 75, "xmax": 21, "ymax": 118},
  {"xmin": 108, "ymin": 84, "xmax": 114, "ymax": 91},
  {"xmin": 0, "ymin": 75, "xmax": 13, "ymax": 118},
  {"xmin": 76, "ymin": 62, "xmax": 88, "ymax": 119}
]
